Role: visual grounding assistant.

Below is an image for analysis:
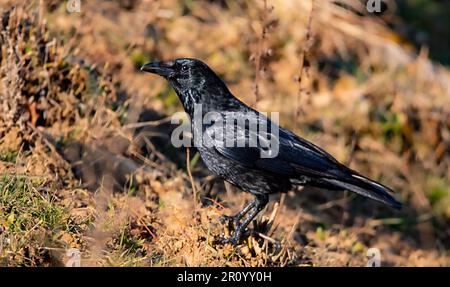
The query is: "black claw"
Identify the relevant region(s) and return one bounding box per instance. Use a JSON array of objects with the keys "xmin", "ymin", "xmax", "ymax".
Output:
[
  {"xmin": 219, "ymin": 215, "xmax": 231, "ymax": 224},
  {"xmin": 219, "ymin": 215, "xmax": 239, "ymax": 225},
  {"xmin": 216, "ymin": 235, "xmax": 239, "ymax": 246}
]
